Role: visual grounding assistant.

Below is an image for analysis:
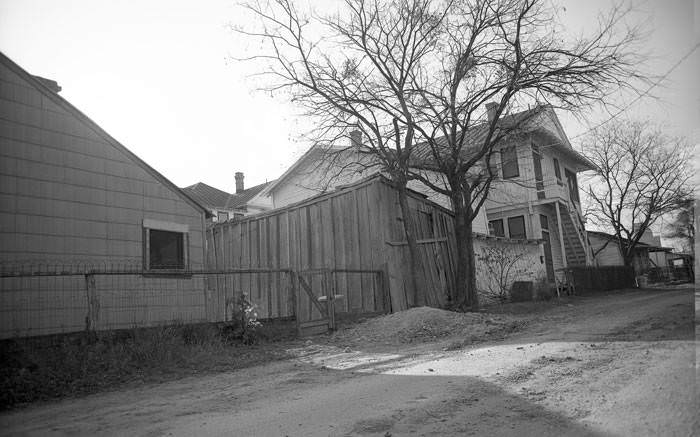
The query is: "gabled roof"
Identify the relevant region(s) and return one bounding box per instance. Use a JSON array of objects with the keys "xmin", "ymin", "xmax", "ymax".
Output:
[
  {"xmin": 0, "ymin": 51, "xmax": 212, "ymax": 218},
  {"xmin": 411, "ymin": 106, "xmax": 547, "ymax": 165},
  {"xmin": 411, "ymin": 105, "xmax": 594, "ymax": 171},
  {"xmin": 182, "ymin": 180, "xmax": 273, "ymax": 211},
  {"xmin": 261, "ymin": 106, "xmax": 593, "ymax": 197},
  {"xmin": 257, "ymin": 146, "xmax": 325, "ymax": 197},
  {"xmin": 587, "ymin": 230, "xmax": 666, "ymax": 251}
]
